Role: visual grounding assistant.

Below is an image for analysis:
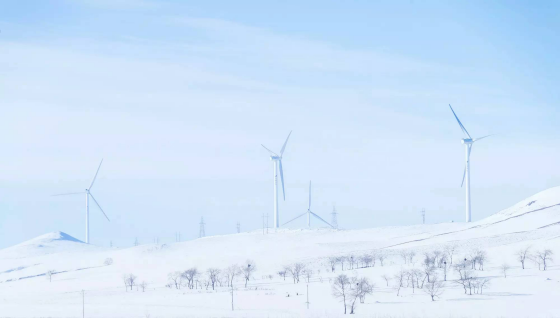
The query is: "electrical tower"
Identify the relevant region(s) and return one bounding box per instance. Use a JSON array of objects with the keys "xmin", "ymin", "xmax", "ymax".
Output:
[
  {"xmin": 199, "ymin": 217, "xmax": 206, "ymax": 238},
  {"xmin": 236, "ymin": 222, "xmax": 240, "ymax": 233},
  {"xmin": 422, "ymin": 208, "xmax": 425, "ymax": 224},
  {"xmin": 331, "ymin": 205, "xmax": 338, "ymax": 229}
]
